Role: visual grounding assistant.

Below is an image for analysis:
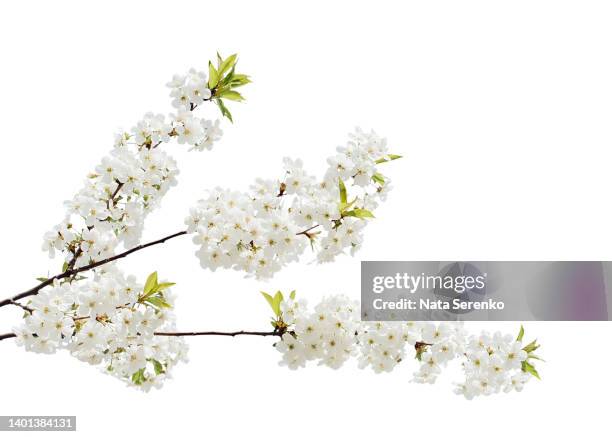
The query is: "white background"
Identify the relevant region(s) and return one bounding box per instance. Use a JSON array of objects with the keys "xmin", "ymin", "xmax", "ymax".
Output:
[{"xmin": 1, "ymin": 1, "xmax": 611, "ymax": 435}]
